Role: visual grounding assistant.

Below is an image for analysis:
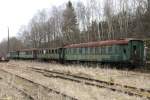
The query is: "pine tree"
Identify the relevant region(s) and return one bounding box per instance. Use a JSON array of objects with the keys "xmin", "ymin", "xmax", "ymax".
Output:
[{"xmin": 62, "ymin": 1, "xmax": 79, "ymax": 44}]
